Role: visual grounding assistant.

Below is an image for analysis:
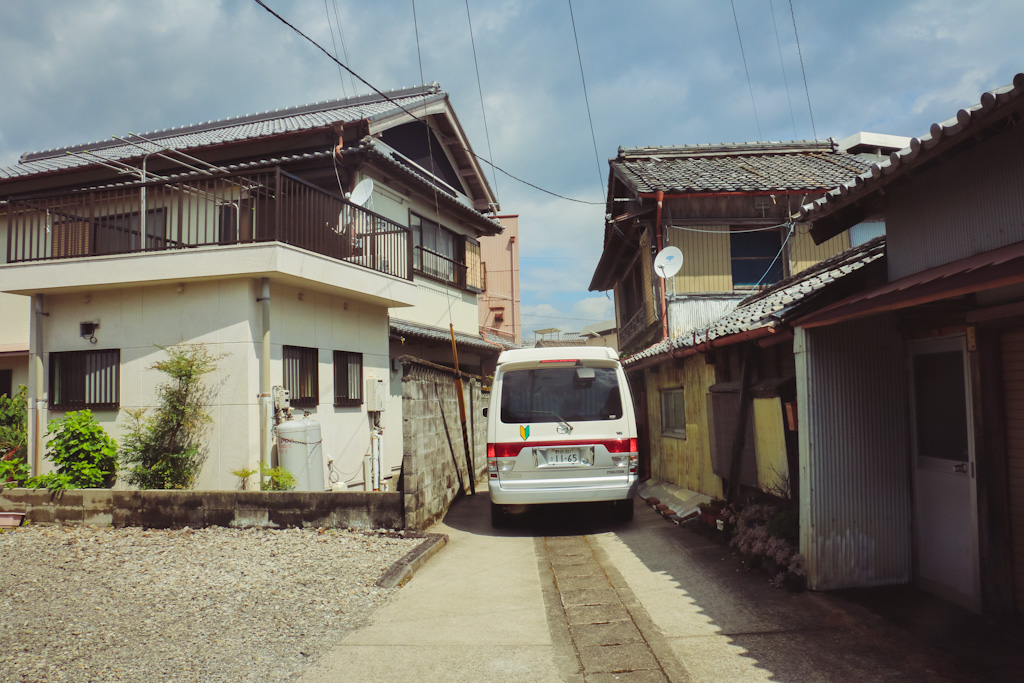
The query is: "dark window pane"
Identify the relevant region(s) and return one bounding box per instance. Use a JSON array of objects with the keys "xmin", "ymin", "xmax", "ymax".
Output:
[
  {"xmin": 913, "ymin": 351, "xmax": 968, "ymax": 461},
  {"xmin": 333, "ymin": 351, "xmax": 363, "ymax": 406},
  {"xmin": 500, "ymin": 367, "xmax": 622, "ymax": 424},
  {"xmin": 284, "ymin": 346, "xmax": 319, "ymax": 408},
  {"xmin": 49, "ymin": 349, "xmax": 120, "ymax": 410}
]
